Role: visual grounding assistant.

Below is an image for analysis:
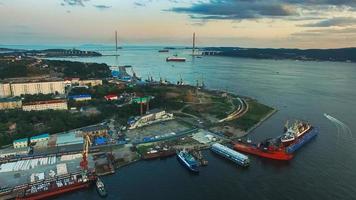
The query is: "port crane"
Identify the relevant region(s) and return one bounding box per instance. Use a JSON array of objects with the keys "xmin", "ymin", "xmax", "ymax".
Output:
[
  {"xmin": 80, "ymin": 128, "xmax": 110, "ymax": 170},
  {"xmin": 80, "ymin": 134, "xmax": 91, "ymax": 170}
]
